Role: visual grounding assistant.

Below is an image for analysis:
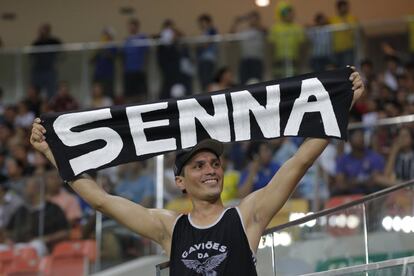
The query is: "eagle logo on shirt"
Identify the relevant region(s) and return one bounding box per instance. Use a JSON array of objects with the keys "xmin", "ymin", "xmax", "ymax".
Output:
[{"xmin": 182, "ymin": 252, "xmax": 228, "ymax": 276}]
